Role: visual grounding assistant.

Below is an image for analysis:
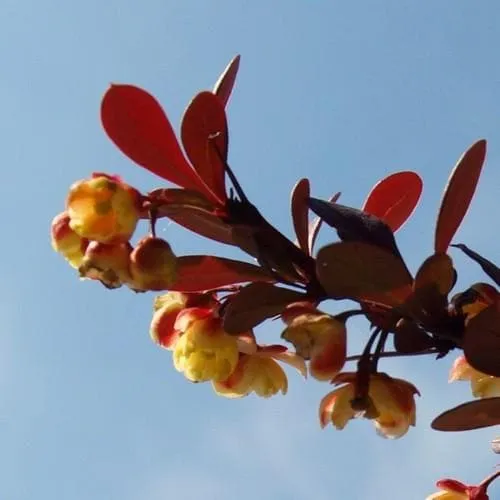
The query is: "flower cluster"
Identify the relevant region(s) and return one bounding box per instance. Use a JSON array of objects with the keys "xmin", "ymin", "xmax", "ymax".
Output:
[
  {"xmin": 52, "ymin": 173, "xmax": 178, "ymax": 291},
  {"xmin": 150, "ymin": 291, "xmax": 306, "ymax": 398},
  {"xmin": 50, "ymin": 55, "xmax": 500, "ymax": 496}
]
